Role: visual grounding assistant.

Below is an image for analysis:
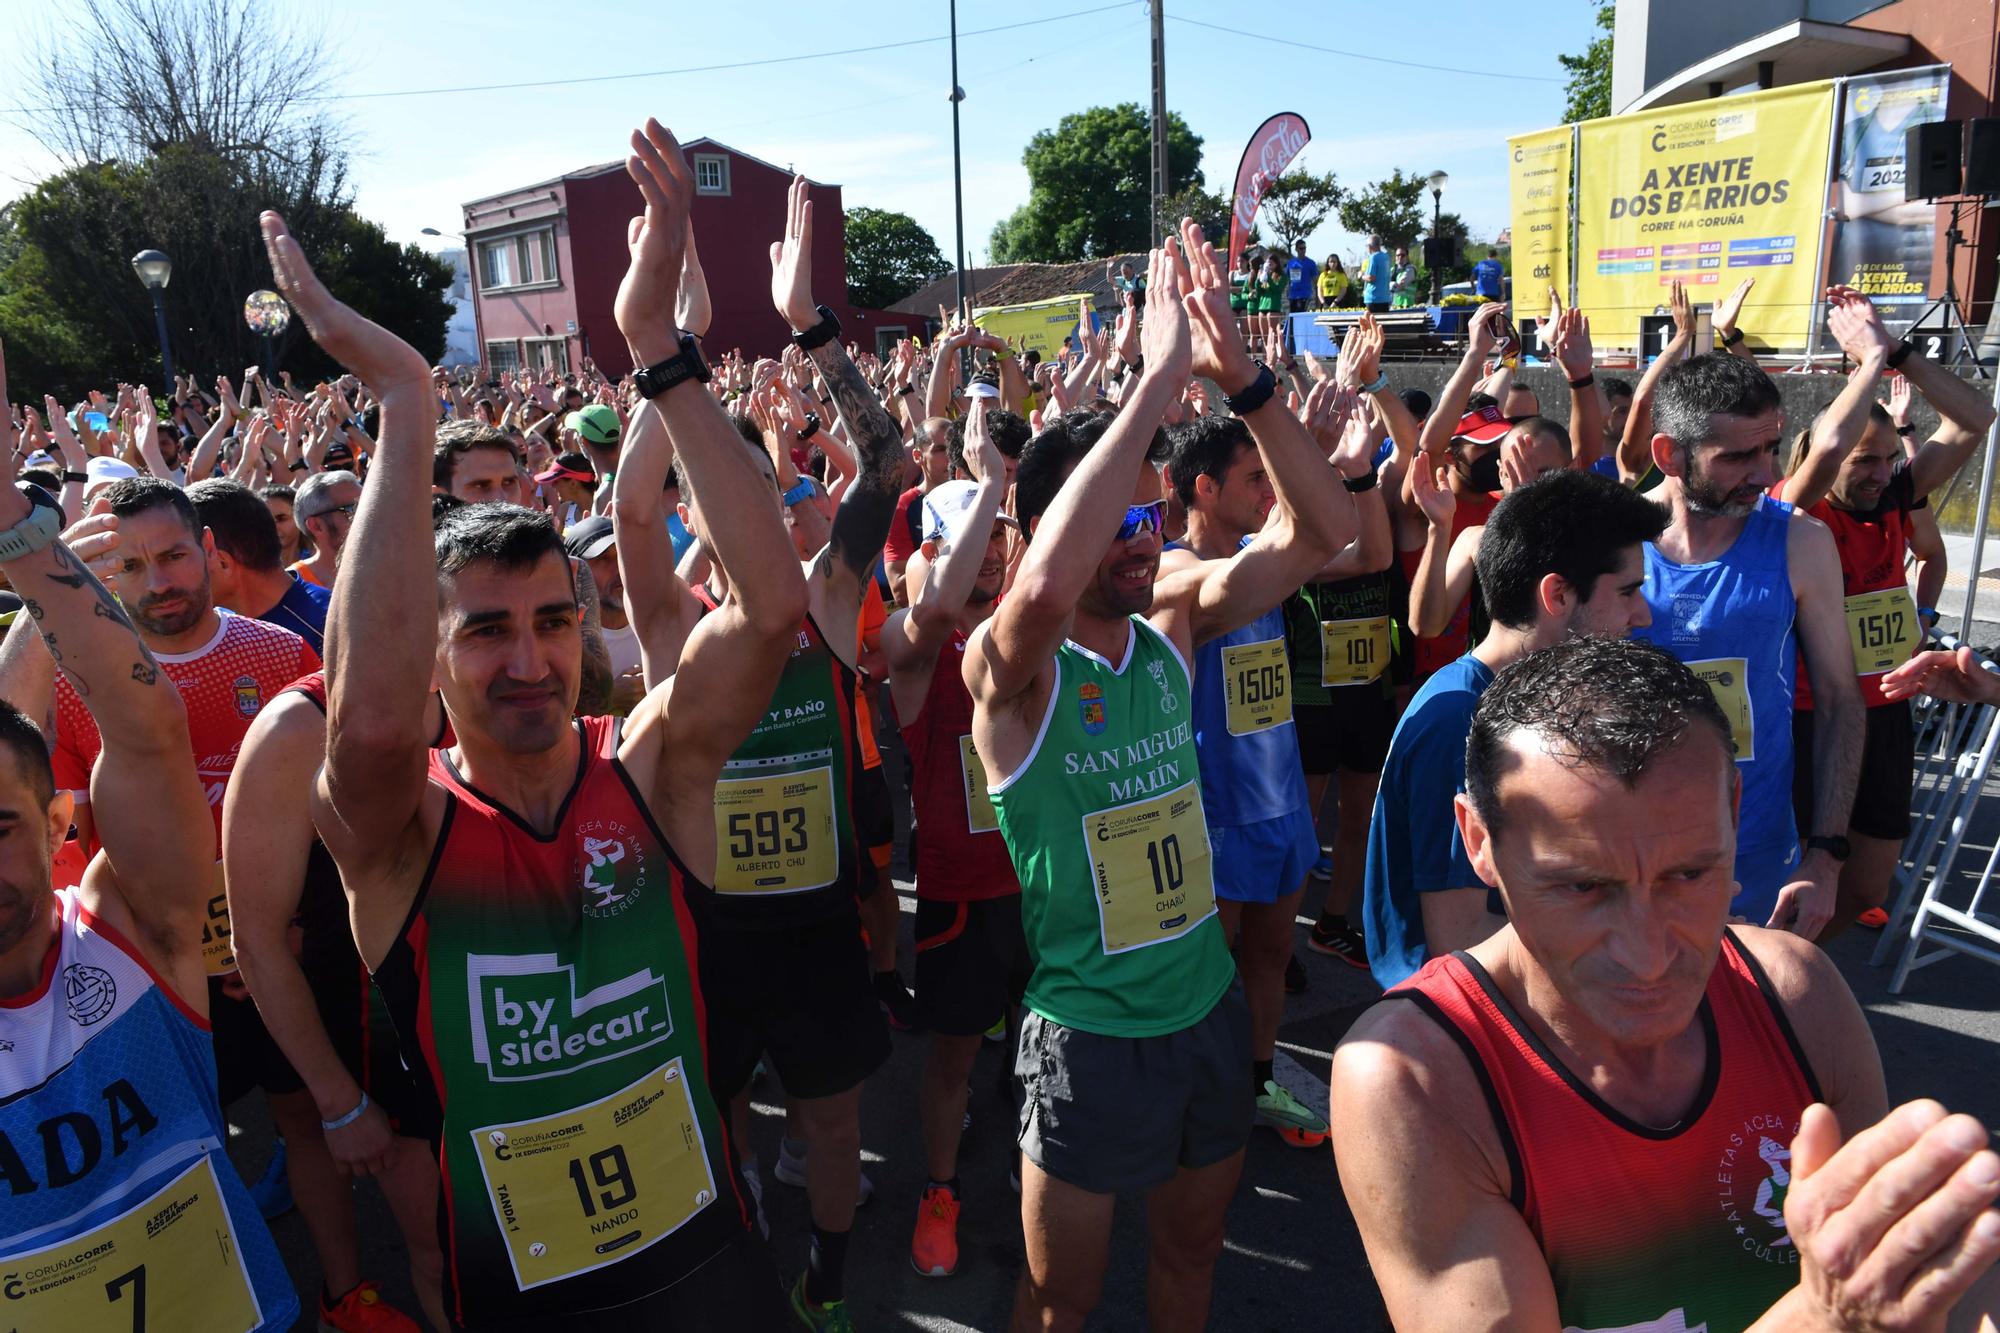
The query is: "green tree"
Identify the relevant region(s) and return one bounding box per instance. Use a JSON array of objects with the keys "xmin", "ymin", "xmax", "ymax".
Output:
[
  {"xmin": 1337, "ymin": 170, "xmax": 1430, "ymax": 252},
  {"xmin": 1558, "ymin": 3, "xmax": 1615, "ymax": 123},
  {"xmin": 1258, "ymin": 171, "xmax": 1342, "ymax": 250},
  {"xmin": 843, "ymin": 207, "xmax": 949, "ymax": 310},
  {"xmin": 989, "ymin": 104, "xmax": 1203, "ymax": 262}
]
